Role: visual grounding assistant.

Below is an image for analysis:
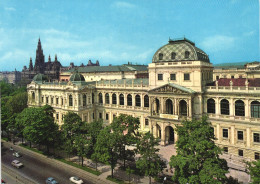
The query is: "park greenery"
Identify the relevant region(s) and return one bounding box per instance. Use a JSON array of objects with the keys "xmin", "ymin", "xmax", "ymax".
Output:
[{"xmin": 1, "ymin": 82, "xmax": 258, "ymax": 183}]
